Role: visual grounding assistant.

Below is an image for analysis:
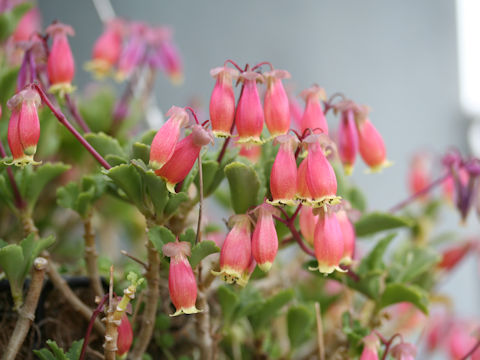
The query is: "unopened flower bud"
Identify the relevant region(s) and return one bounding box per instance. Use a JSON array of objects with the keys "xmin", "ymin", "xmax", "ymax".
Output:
[
  {"xmin": 408, "ymin": 153, "xmax": 431, "ymax": 199},
  {"xmin": 212, "ymin": 215, "xmax": 252, "ymax": 284},
  {"xmin": 117, "ymin": 314, "xmax": 133, "ymax": 356},
  {"xmin": 438, "ymin": 241, "xmax": 472, "ymax": 271},
  {"xmin": 235, "ymin": 71, "xmax": 264, "ymax": 144},
  {"xmin": 264, "ymin": 69, "xmax": 291, "ymax": 137},
  {"xmin": 13, "ymin": 8, "xmax": 41, "ymax": 43},
  {"xmin": 251, "ymin": 204, "xmax": 279, "ymax": 272},
  {"xmin": 46, "ymin": 23, "xmax": 75, "ymax": 95},
  {"xmin": 390, "ymin": 342, "xmax": 417, "ymax": 360},
  {"xmin": 269, "ymin": 134, "xmax": 299, "ymax": 206},
  {"xmin": 309, "ymin": 209, "xmax": 344, "ymax": 274},
  {"xmin": 163, "ymin": 240, "xmax": 201, "ymax": 316},
  {"xmin": 296, "ymin": 157, "xmax": 312, "ymax": 202},
  {"xmin": 338, "ymin": 109, "xmax": 359, "ymax": 175},
  {"xmin": 300, "ymin": 85, "xmax": 328, "ymax": 135},
  {"xmin": 155, "ymin": 124, "xmax": 213, "ymax": 193},
  {"xmin": 337, "ymin": 210, "xmax": 355, "ymax": 264},
  {"xmin": 360, "ymin": 333, "xmax": 380, "ymax": 360},
  {"xmin": 209, "ymin": 66, "xmax": 238, "ymax": 137},
  {"xmin": 149, "ymin": 106, "xmax": 189, "ymax": 170},
  {"xmin": 299, "ymin": 206, "xmax": 318, "ymax": 246}
]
